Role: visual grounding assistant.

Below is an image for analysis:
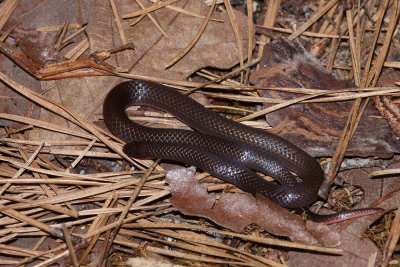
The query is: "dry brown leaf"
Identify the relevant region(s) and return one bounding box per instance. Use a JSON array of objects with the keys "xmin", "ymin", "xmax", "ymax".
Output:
[
  {"xmin": 287, "ymin": 229, "xmax": 378, "ymax": 267},
  {"xmin": 250, "ymin": 39, "xmax": 400, "ymax": 158},
  {"xmin": 287, "ymin": 161, "xmax": 400, "ymax": 267},
  {"xmin": 0, "ymin": 0, "xmax": 250, "ymax": 142},
  {"xmin": 166, "ymin": 167, "xmax": 341, "ymax": 247},
  {"xmin": 117, "ymin": 0, "xmax": 250, "ymax": 79}
]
